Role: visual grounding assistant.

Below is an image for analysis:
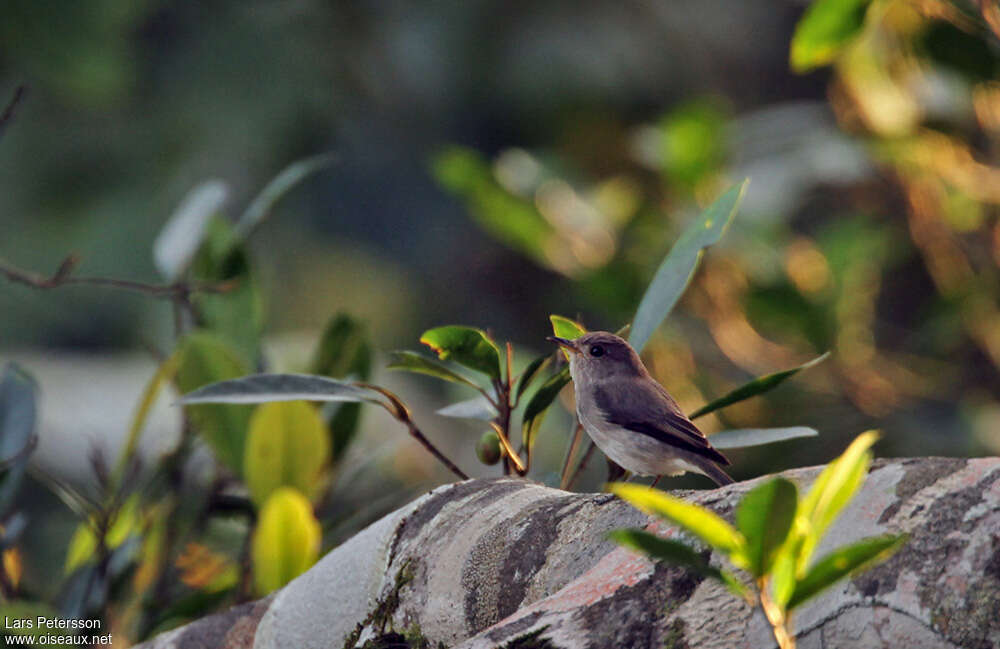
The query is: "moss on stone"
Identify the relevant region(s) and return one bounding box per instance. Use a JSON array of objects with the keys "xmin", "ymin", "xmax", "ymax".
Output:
[
  {"xmin": 661, "ymin": 619, "xmax": 688, "ymax": 649},
  {"xmin": 343, "ymin": 560, "xmax": 418, "ymax": 649}
]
